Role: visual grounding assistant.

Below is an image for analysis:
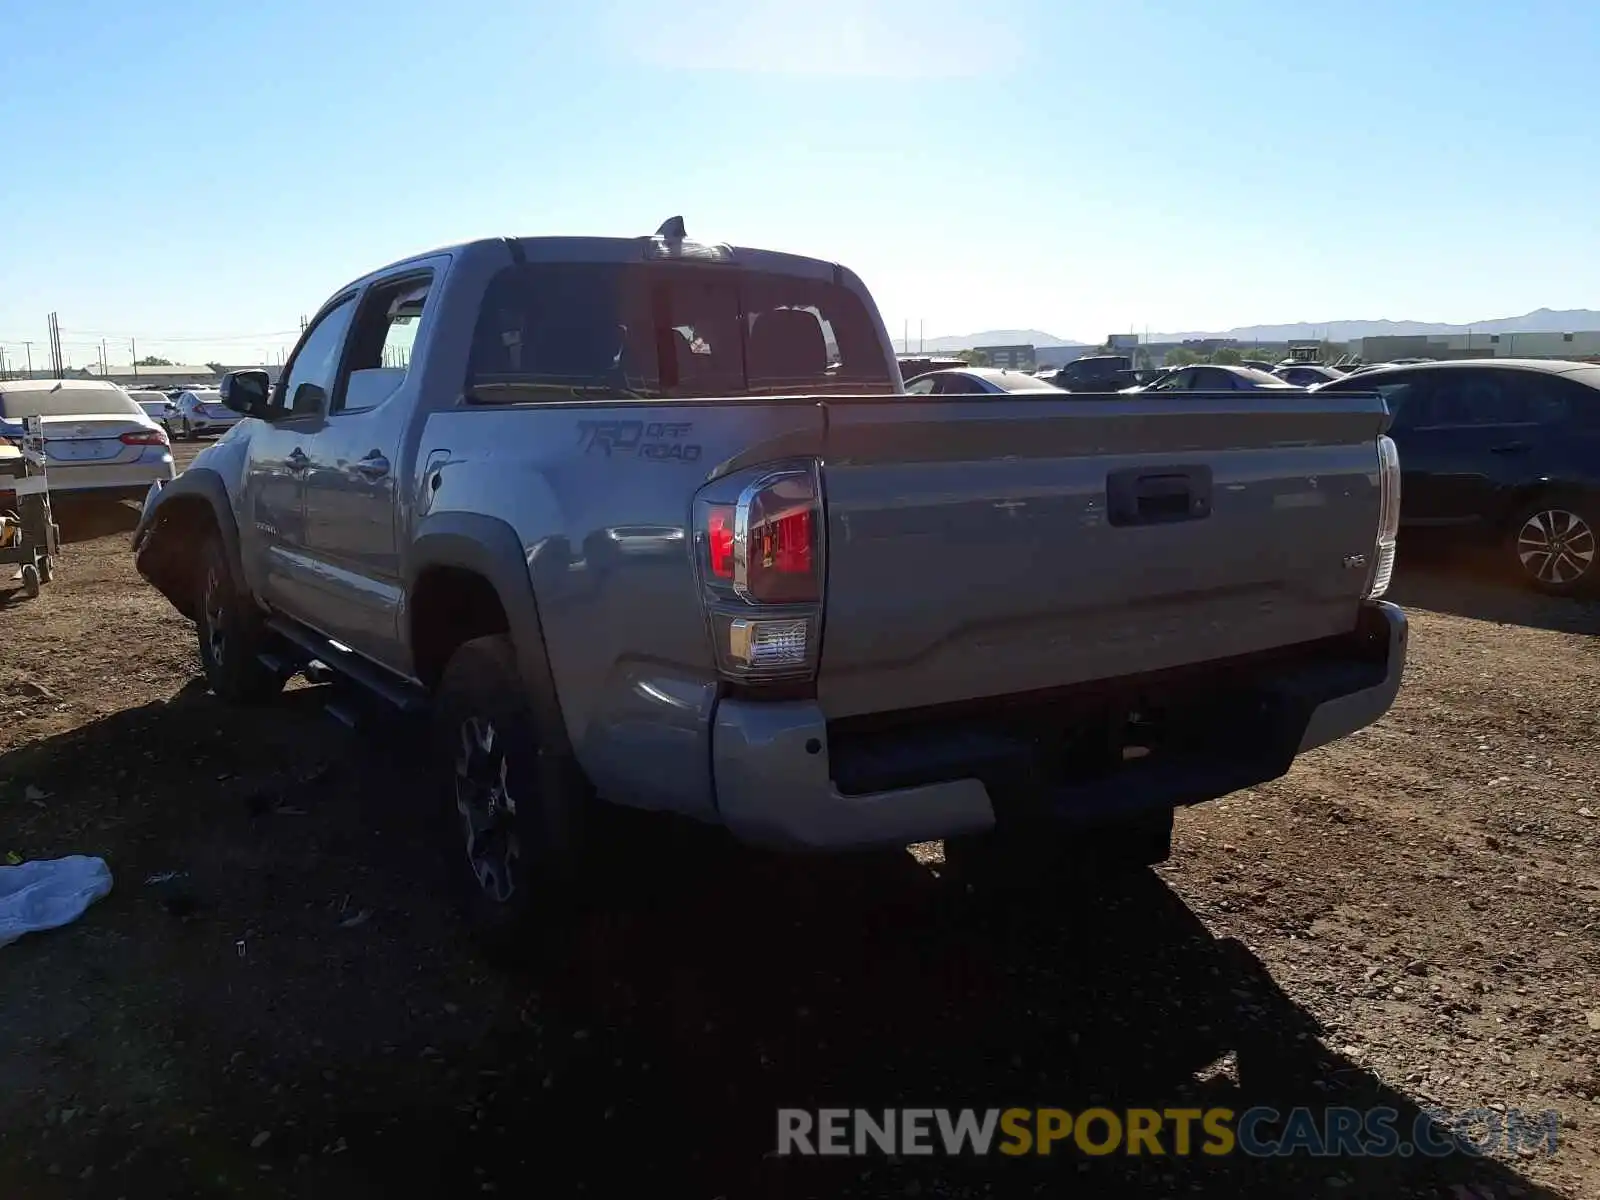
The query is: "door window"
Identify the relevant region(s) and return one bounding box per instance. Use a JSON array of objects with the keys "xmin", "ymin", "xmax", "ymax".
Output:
[
  {"xmin": 274, "ymin": 295, "xmax": 358, "ymax": 418},
  {"xmin": 1419, "ymin": 369, "xmax": 1530, "ymax": 427},
  {"xmin": 333, "ymin": 273, "xmax": 434, "ymax": 414},
  {"xmin": 905, "ymin": 376, "xmax": 937, "ymax": 395}
]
